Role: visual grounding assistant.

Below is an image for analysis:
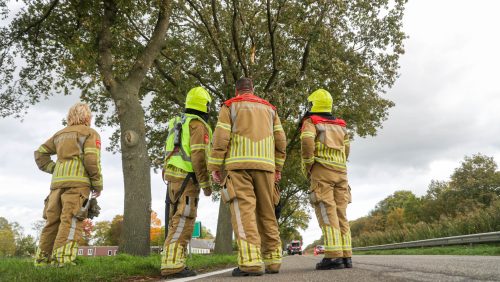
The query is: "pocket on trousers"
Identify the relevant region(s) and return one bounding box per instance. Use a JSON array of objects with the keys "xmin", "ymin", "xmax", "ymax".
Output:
[
  {"xmin": 74, "ymin": 192, "xmax": 89, "ymax": 221},
  {"xmin": 220, "ymin": 175, "xmax": 236, "ymax": 203},
  {"xmin": 309, "ymin": 181, "xmax": 330, "ymax": 205},
  {"xmin": 42, "ymin": 194, "xmax": 50, "ymax": 220},
  {"xmin": 273, "ymin": 183, "xmax": 281, "ymax": 206}
]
